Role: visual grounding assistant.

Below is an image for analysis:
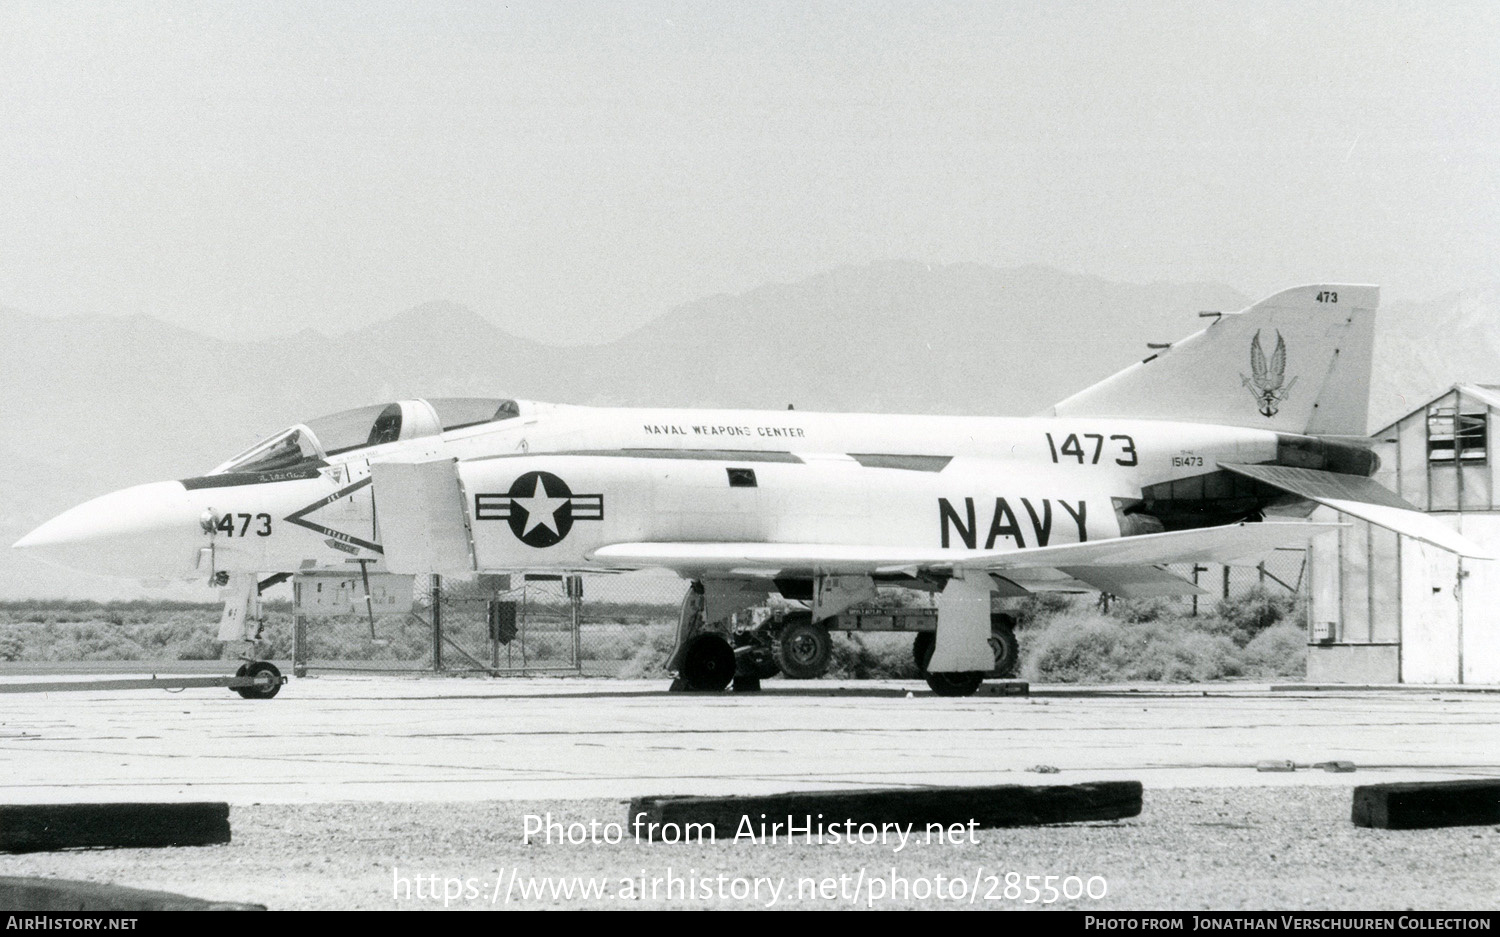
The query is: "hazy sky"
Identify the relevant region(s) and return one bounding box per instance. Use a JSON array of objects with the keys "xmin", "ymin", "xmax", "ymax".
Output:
[{"xmin": 3, "ymin": 1, "xmax": 1497, "ymax": 343}]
